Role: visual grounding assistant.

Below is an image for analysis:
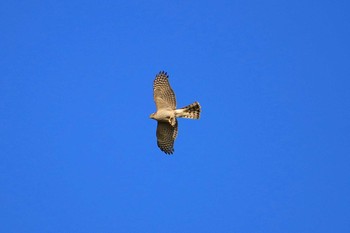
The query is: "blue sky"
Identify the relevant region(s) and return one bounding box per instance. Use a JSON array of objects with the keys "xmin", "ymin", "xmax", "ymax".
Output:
[{"xmin": 1, "ymin": 0, "xmax": 350, "ymax": 232}]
